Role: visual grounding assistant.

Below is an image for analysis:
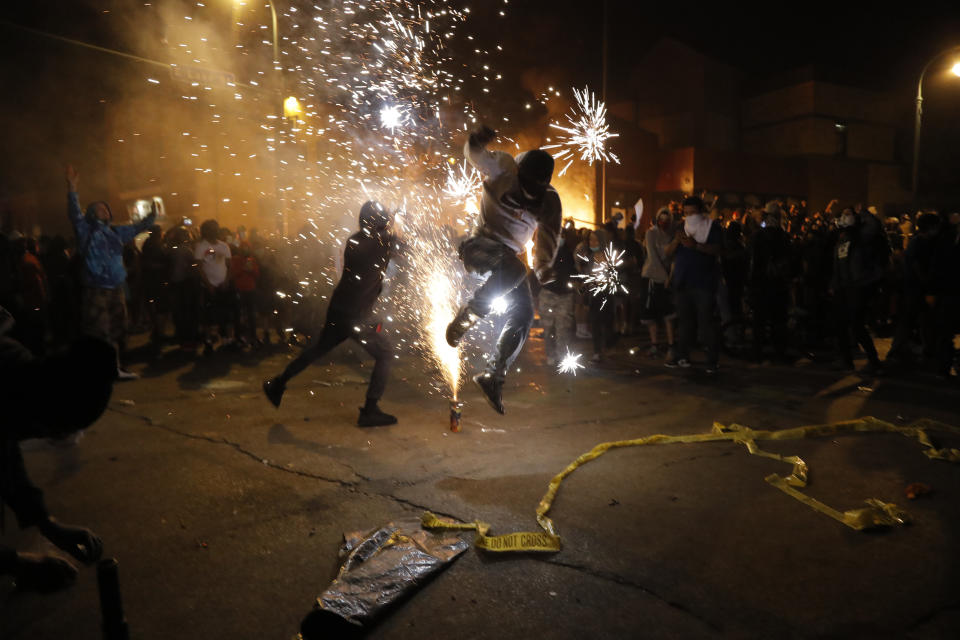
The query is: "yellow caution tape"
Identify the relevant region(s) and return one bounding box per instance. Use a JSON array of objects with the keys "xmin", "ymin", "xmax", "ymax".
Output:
[
  {"xmin": 423, "ymin": 417, "xmax": 960, "ymax": 552},
  {"xmin": 421, "ymin": 512, "xmax": 562, "ymax": 552}
]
